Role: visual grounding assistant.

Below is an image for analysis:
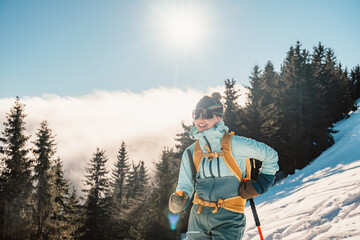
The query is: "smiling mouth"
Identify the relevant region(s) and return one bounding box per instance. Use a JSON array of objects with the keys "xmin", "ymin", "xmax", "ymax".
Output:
[{"xmin": 198, "ymin": 124, "xmax": 207, "ymax": 128}]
